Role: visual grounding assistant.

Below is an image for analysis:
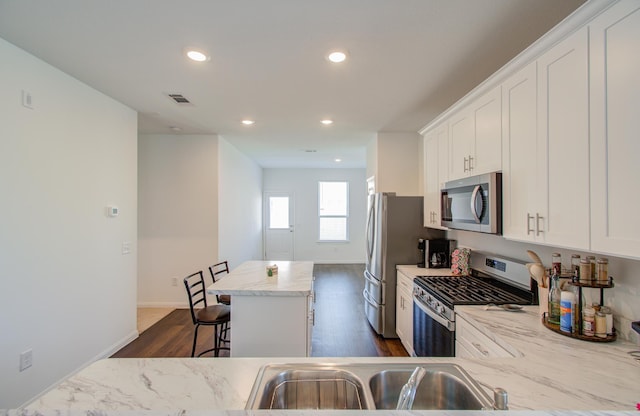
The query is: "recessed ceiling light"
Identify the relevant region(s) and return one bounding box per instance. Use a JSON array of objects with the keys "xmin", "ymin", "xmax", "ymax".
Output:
[
  {"xmin": 241, "ymin": 119, "xmax": 255, "ymax": 125},
  {"xmin": 335, "ymin": 158, "xmax": 342, "ymax": 163},
  {"xmin": 185, "ymin": 48, "xmax": 210, "ymax": 62},
  {"xmin": 321, "ymin": 119, "xmax": 333, "ymax": 125},
  {"xmin": 327, "ymin": 51, "xmax": 347, "ymax": 63},
  {"xmin": 169, "ymin": 126, "xmax": 182, "ymax": 132}
]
